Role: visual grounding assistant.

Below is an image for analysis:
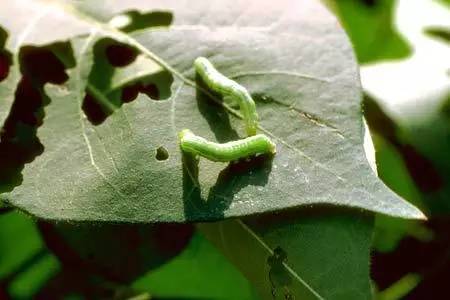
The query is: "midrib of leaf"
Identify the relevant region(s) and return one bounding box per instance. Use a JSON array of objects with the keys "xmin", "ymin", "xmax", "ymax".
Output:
[{"xmin": 236, "ymin": 219, "xmax": 325, "ymax": 300}]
